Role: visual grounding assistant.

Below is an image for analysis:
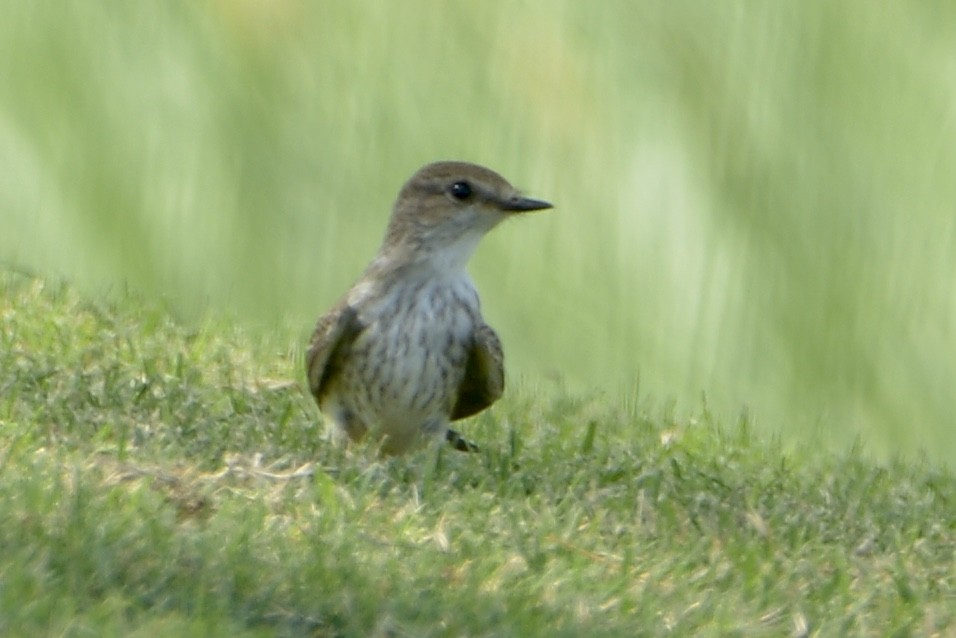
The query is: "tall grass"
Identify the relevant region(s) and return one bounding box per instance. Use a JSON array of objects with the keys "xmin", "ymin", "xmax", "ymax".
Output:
[{"xmin": 2, "ymin": 1, "xmax": 955, "ymax": 461}]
